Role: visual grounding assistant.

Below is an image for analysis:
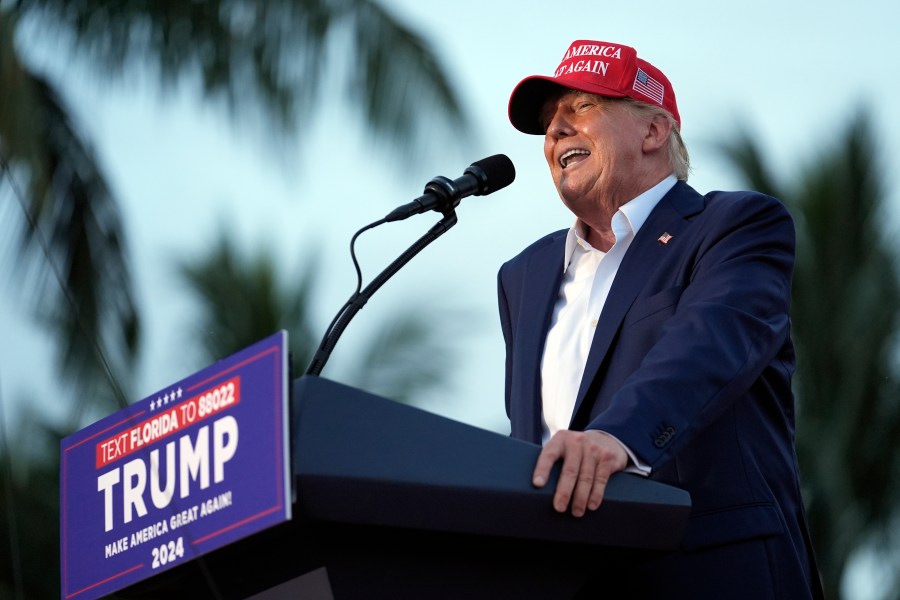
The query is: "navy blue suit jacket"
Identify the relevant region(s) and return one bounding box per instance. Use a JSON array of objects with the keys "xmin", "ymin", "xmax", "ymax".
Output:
[{"xmin": 498, "ymin": 181, "xmax": 822, "ymax": 597}]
